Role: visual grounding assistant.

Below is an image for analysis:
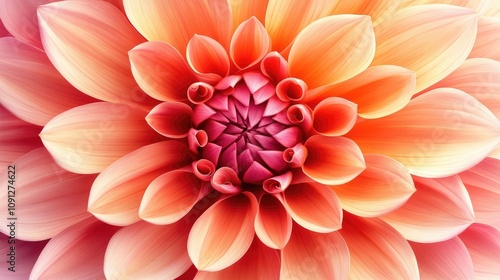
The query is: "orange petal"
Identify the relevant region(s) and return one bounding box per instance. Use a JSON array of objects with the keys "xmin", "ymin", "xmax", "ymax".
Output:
[
  {"xmin": 280, "ymin": 222, "xmax": 349, "ymax": 280},
  {"xmin": 0, "ymin": 37, "xmax": 97, "ymax": 126},
  {"xmin": 0, "ymin": 148, "xmax": 94, "ymax": 241},
  {"xmin": 340, "ymin": 214, "xmax": 419, "ymax": 280},
  {"xmin": 400, "ymin": 0, "xmax": 490, "ymax": 14},
  {"xmin": 334, "ymin": 154, "xmax": 415, "ymax": 217},
  {"xmin": 372, "ymin": 4, "xmax": 478, "ymax": 93},
  {"xmin": 188, "ymin": 192, "xmax": 258, "ymax": 271},
  {"xmin": 30, "ymin": 218, "xmax": 119, "ymax": 280},
  {"xmin": 469, "ymin": 17, "xmax": 500, "ymax": 61},
  {"xmin": 459, "ymin": 157, "xmax": 500, "ymax": 229},
  {"xmin": 410, "ymin": 237, "xmax": 474, "ymax": 279},
  {"xmin": 194, "ymin": 237, "xmax": 280, "ymax": 280},
  {"xmin": 146, "ymin": 102, "xmax": 193, "ymax": 138},
  {"xmin": 288, "ymin": 15, "xmax": 375, "ymax": 88},
  {"xmin": 280, "ymin": 182, "xmax": 342, "ymax": 233},
  {"xmin": 0, "ymin": 106, "xmax": 41, "ymax": 172},
  {"xmin": 230, "ymin": 17, "xmax": 271, "ymax": 70},
  {"xmin": 264, "ymin": 0, "xmax": 336, "ymax": 52},
  {"xmin": 254, "ymin": 194, "xmax": 292, "ymax": 249},
  {"xmin": 123, "ymin": 0, "xmax": 231, "ymax": 53},
  {"xmin": 305, "ymin": 65, "xmax": 415, "ymax": 119},
  {"xmin": 381, "ymin": 175, "xmax": 475, "ymax": 242},
  {"xmin": 104, "ymin": 221, "xmax": 191, "ymax": 279},
  {"xmin": 312, "ymin": 97, "xmax": 357, "ymax": 136},
  {"xmin": 459, "ymin": 223, "xmax": 500, "ymax": 279},
  {"xmin": 88, "ymin": 141, "xmax": 191, "ymax": 226},
  {"xmin": 0, "ymin": 236, "xmax": 46, "ymax": 279},
  {"xmin": 347, "ymin": 88, "xmax": 500, "ymax": 177},
  {"xmin": 331, "ymin": 0, "xmax": 400, "ymax": 25},
  {"xmin": 485, "ymin": 1, "xmax": 500, "ymax": 17},
  {"xmin": 40, "ymin": 102, "xmax": 159, "ymax": 174},
  {"xmin": 230, "ymin": 0, "xmax": 268, "ymax": 32},
  {"xmin": 37, "ymin": 1, "xmax": 157, "ymax": 109},
  {"xmin": 187, "ymin": 35, "xmax": 230, "ymax": 78},
  {"xmin": 303, "ymin": 135, "xmax": 366, "ymax": 185},
  {"xmin": 129, "ymin": 41, "xmax": 198, "ymax": 102},
  {"xmin": 140, "ymin": 170, "xmax": 206, "ymax": 225}
]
